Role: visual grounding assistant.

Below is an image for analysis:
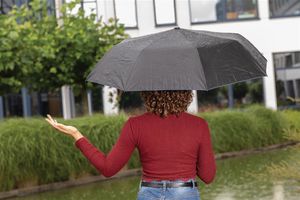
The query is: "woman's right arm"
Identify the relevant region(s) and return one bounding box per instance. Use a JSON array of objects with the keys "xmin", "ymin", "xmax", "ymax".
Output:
[
  {"xmin": 196, "ymin": 120, "xmax": 216, "ymax": 184},
  {"xmin": 74, "ymin": 117, "xmax": 136, "ymax": 178}
]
